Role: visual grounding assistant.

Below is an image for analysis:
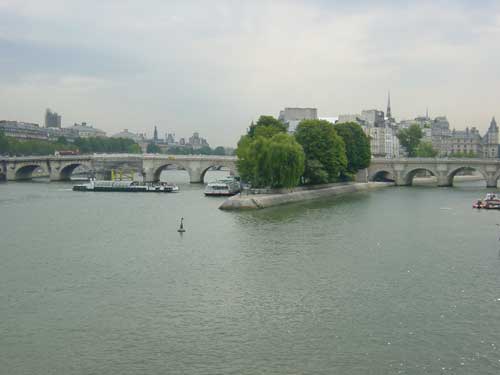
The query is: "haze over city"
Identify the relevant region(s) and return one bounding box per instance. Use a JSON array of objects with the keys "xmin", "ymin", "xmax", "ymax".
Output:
[{"xmin": 1, "ymin": 0, "xmax": 499, "ymax": 146}]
